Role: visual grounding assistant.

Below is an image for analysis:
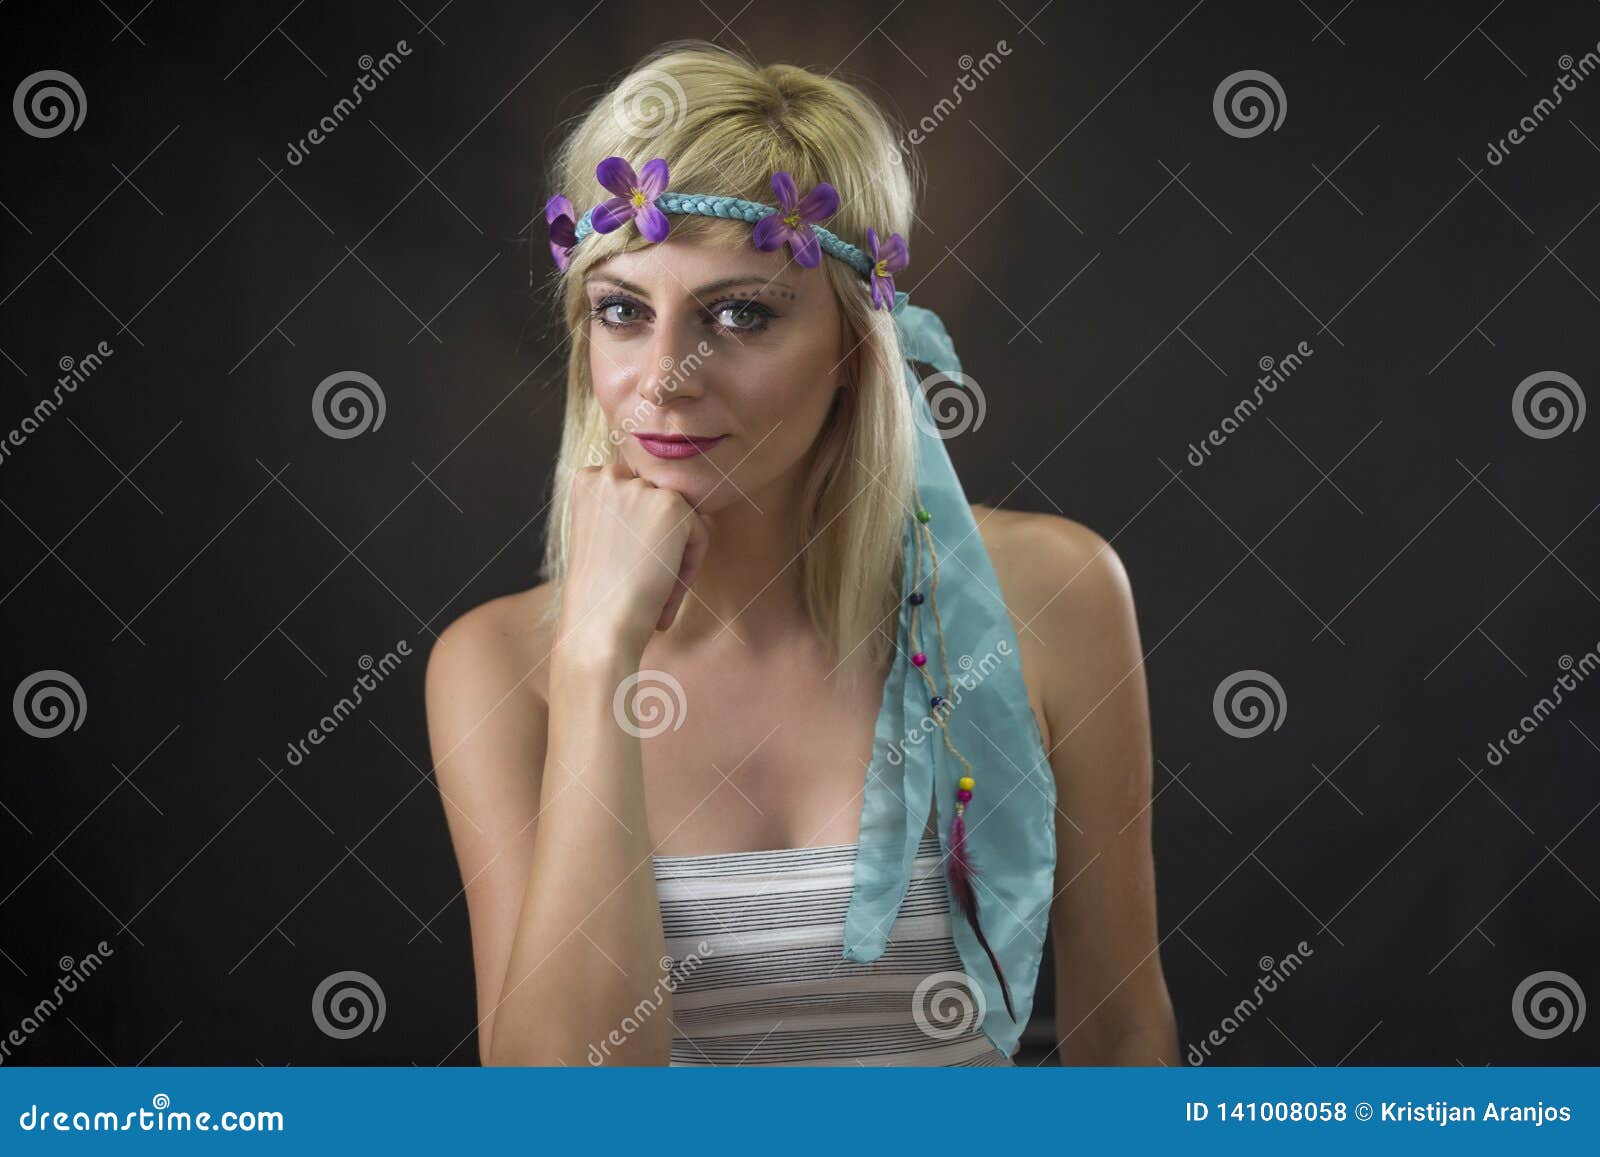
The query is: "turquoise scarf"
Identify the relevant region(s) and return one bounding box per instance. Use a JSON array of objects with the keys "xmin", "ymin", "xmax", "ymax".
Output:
[{"xmin": 841, "ymin": 291, "xmax": 1059, "ymax": 1061}]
